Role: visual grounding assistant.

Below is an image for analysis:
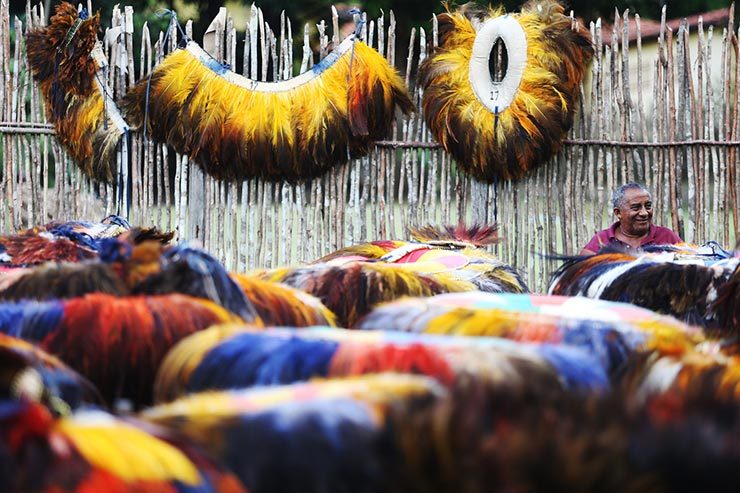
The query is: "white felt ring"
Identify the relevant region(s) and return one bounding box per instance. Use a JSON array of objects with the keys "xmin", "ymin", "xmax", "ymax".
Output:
[
  {"xmin": 468, "ymin": 15, "xmax": 527, "ymax": 114},
  {"xmin": 186, "ymin": 35, "xmax": 357, "ymax": 93}
]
